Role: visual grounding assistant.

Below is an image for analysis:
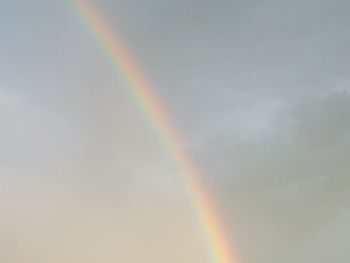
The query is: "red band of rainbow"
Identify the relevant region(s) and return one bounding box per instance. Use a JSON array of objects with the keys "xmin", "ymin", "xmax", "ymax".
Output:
[{"xmin": 69, "ymin": 1, "xmax": 236, "ymax": 262}]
